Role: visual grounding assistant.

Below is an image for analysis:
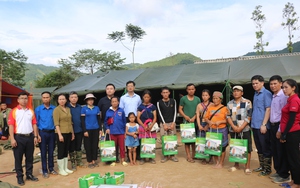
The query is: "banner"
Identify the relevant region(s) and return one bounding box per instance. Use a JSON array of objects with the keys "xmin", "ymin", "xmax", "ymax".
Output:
[
  {"xmin": 180, "ymin": 123, "xmax": 196, "ymax": 143},
  {"xmin": 229, "ymin": 138, "xmax": 248, "ymax": 164},
  {"xmin": 162, "ymin": 135, "xmax": 178, "ymax": 156},
  {"xmin": 204, "ymin": 132, "xmax": 222, "ymax": 156}
]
